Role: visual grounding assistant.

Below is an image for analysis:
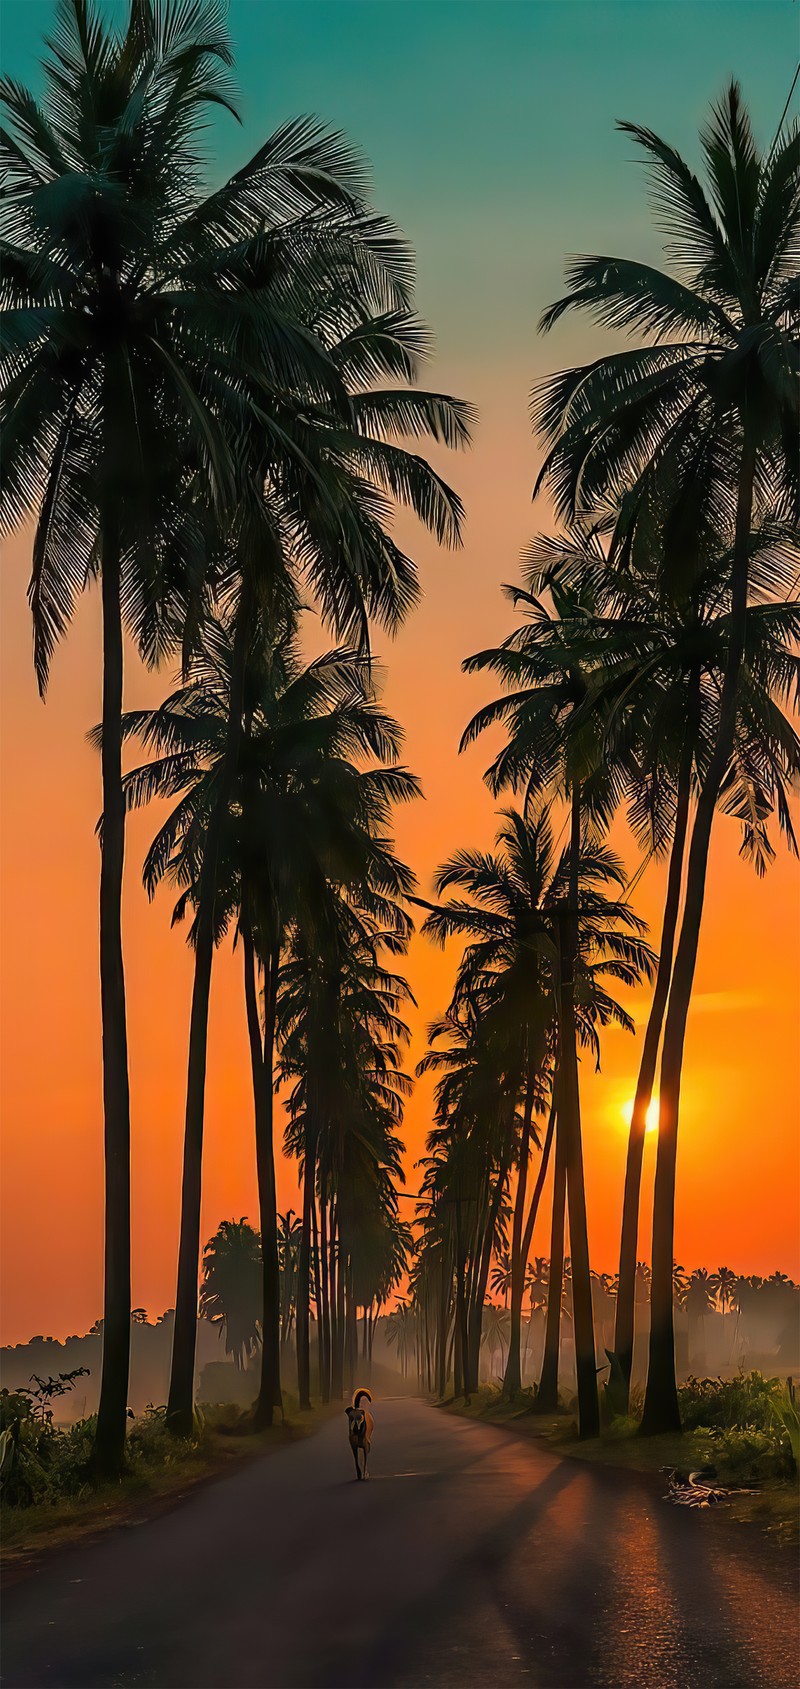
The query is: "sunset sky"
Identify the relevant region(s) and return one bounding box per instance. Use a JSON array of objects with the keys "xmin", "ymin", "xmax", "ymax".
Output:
[{"xmin": 1, "ymin": 0, "xmax": 798, "ymax": 1346}]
